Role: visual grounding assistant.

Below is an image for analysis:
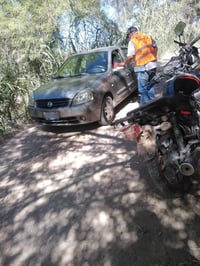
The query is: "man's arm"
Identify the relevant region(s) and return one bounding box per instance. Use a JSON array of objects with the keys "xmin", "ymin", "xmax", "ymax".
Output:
[{"xmin": 117, "ymin": 55, "xmax": 133, "ymax": 67}]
